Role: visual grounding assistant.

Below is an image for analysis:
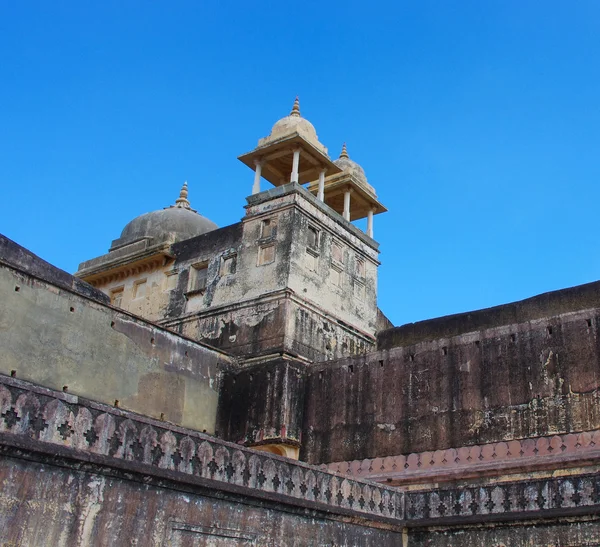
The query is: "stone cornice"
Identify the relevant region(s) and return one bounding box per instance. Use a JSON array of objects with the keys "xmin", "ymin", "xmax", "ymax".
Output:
[
  {"xmin": 160, "ymin": 287, "xmax": 376, "ymax": 344},
  {"xmin": 77, "ymin": 245, "xmax": 174, "ymax": 286}
]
